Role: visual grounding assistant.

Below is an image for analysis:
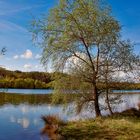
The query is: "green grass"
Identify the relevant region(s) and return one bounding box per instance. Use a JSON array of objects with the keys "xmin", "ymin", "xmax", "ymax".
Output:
[{"xmin": 59, "ymin": 110, "xmax": 140, "ymax": 140}]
